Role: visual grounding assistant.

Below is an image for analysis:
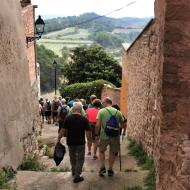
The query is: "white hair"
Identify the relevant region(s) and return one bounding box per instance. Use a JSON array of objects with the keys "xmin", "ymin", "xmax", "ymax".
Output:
[
  {"xmin": 73, "ymin": 102, "xmax": 83, "ymax": 112},
  {"xmin": 61, "ymin": 98, "xmax": 66, "ymax": 104}
]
